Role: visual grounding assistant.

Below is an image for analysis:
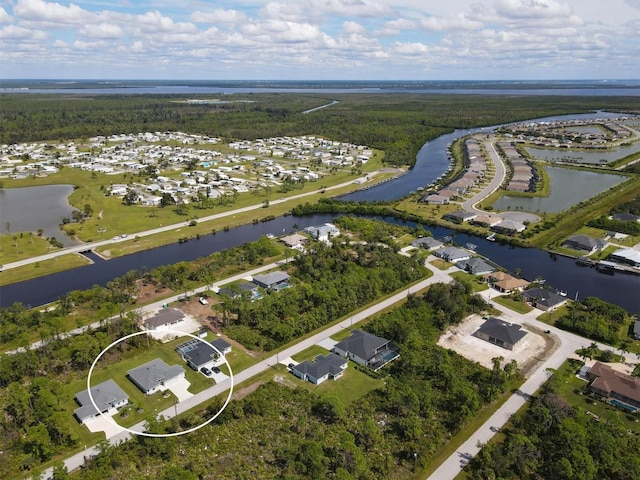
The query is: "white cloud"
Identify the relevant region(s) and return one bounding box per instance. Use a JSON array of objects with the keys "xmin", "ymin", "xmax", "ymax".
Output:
[
  {"xmin": 0, "ymin": 7, "xmax": 11, "ymax": 23},
  {"xmin": 310, "ymin": 0, "xmax": 391, "ymax": 17},
  {"xmin": 0, "ymin": 24, "xmax": 47, "ymax": 40},
  {"xmin": 190, "ymin": 8, "xmax": 247, "ymax": 25},
  {"xmin": 260, "ymin": 2, "xmax": 306, "ymax": 22},
  {"xmin": 136, "ymin": 10, "xmax": 197, "ymax": 34},
  {"xmin": 377, "ymin": 18, "xmax": 416, "ymax": 36},
  {"xmin": 14, "ymin": 0, "xmax": 94, "ymax": 25},
  {"xmin": 420, "ymin": 14, "xmax": 483, "ymax": 32},
  {"xmin": 342, "ymin": 21, "xmax": 365, "ymax": 34},
  {"xmin": 79, "ymin": 22, "xmax": 123, "ymax": 39},
  {"xmin": 495, "ymin": 0, "xmax": 572, "ymax": 20},
  {"xmin": 624, "ymin": 0, "xmax": 640, "ymax": 8},
  {"xmin": 391, "ymin": 41, "xmax": 430, "ymax": 56}
]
